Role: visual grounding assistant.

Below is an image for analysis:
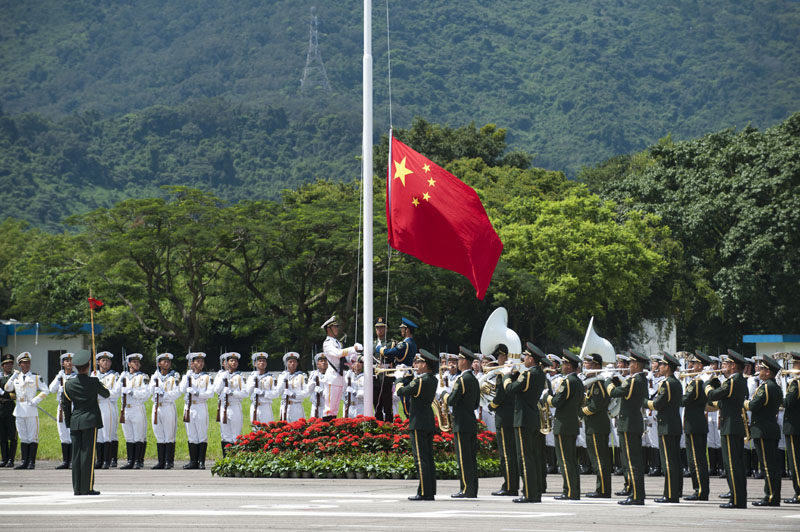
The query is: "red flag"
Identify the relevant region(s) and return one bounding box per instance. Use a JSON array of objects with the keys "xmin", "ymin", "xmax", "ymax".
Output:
[
  {"xmin": 386, "ymin": 136, "xmax": 503, "ymax": 299},
  {"xmin": 87, "ymin": 297, "xmax": 104, "ymax": 311}
]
